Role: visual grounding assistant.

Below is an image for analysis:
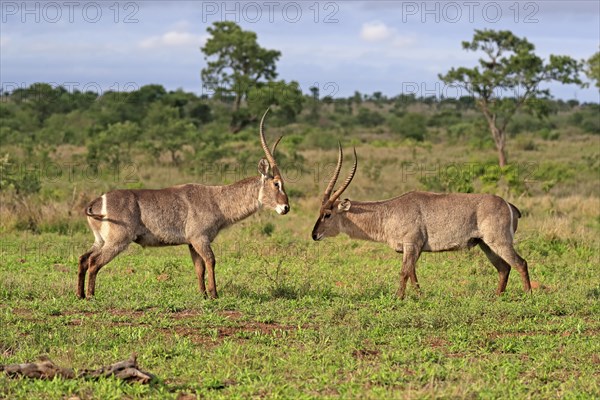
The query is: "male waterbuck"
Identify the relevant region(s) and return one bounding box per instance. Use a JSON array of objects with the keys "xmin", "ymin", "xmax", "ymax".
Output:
[
  {"xmin": 312, "ymin": 145, "xmax": 531, "ymax": 299},
  {"xmin": 78, "ymin": 109, "xmax": 290, "ymax": 299}
]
